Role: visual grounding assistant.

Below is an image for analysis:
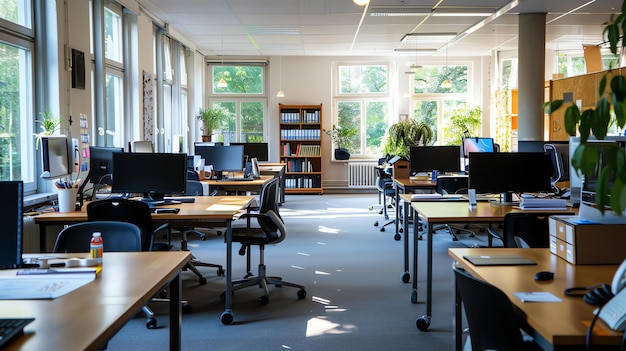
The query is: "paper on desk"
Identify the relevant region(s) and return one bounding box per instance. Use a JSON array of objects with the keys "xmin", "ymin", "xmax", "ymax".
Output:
[{"xmin": 513, "ymin": 292, "xmax": 562, "ymax": 303}]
